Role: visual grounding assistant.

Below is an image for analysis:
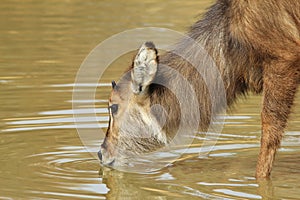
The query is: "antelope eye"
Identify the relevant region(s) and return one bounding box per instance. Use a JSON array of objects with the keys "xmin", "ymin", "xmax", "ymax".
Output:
[{"xmin": 109, "ymin": 104, "xmax": 118, "ymax": 115}]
